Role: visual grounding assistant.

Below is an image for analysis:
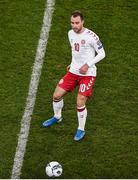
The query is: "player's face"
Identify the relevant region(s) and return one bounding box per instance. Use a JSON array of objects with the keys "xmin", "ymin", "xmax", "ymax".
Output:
[{"xmin": 71, "ymin": 16, "xmax": 84, "ymax": 33}]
